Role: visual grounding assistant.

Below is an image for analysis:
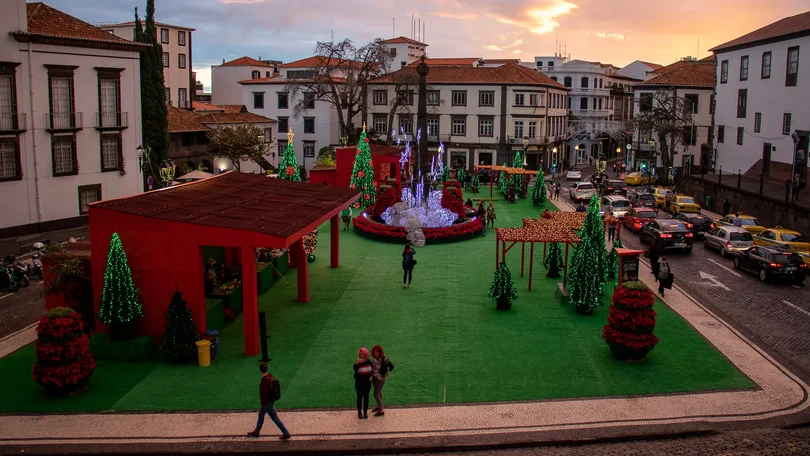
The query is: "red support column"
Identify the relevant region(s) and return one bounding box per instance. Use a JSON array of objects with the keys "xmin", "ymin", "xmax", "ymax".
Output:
[
  {"xmin": 330, "ymin": 215, "xmax": 340, "ymax": 268},
  {"xmin": 241, "ymin": 246, "xmax": 259, "ymax": 357},
  {"xmin": 495, "ymin": 236, "xmax": 499, "ymax": 269},
  {"xmin": 294, "ymin": 239, "xmax": 309, "ymax": 303},
  {"xmin": 520, "ymin": 242, "xmax": 525, "ymax": 277},
  {"xmin": 501, "ymin": 241, "xmax": 506, "ymax": 264},
  {"xmin": 528, "ymin": 242, "xmax": 535, "ymax": 291},
  {"xmin": 489, "ymin": 171, "xmax": 493, "ymax": 200}
]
